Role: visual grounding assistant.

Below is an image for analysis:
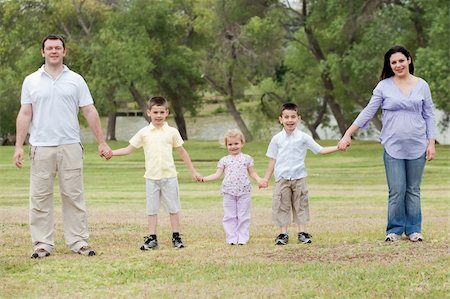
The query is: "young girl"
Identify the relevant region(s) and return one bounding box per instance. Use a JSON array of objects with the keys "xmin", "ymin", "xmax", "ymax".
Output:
[{"xmin": 200, "ymin": 129, "xmax": 262, "ymax": 245}]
